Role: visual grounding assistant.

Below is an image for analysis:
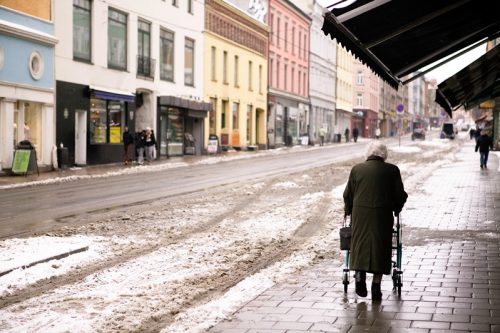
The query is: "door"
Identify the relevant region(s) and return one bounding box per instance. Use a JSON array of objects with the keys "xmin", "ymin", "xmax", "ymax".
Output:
[{"xmin": 75, "ymin": 110, "xmax": 87, "ymax": 165}]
